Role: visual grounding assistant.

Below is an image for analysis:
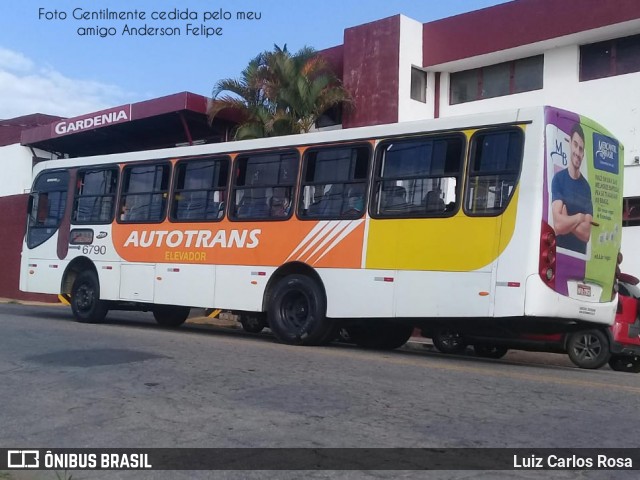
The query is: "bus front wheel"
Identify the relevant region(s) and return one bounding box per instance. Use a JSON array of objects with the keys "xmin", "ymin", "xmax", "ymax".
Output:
[
  {"xmin": 153, "ymin": 305, "xmax": 190, "ymax": 328},
  {"xmin": 267, "ymin": 274, "xmax": 335, "ymax": 346},
  {"xmin": 71, "ymin": 271, "xmax": 108, "ymax": 323}
]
